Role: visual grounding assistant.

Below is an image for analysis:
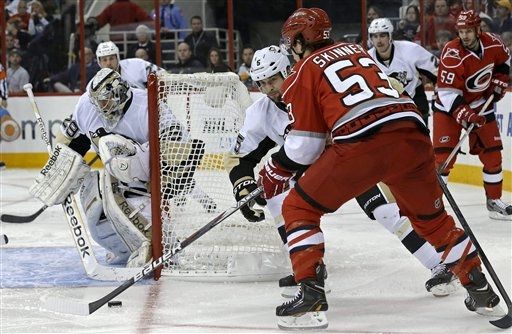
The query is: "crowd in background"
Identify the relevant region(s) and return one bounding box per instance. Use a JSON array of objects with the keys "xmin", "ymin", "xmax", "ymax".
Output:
[{"xmin": 1, "ymin": 0, "xmax": 511, "ymax": 96}]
